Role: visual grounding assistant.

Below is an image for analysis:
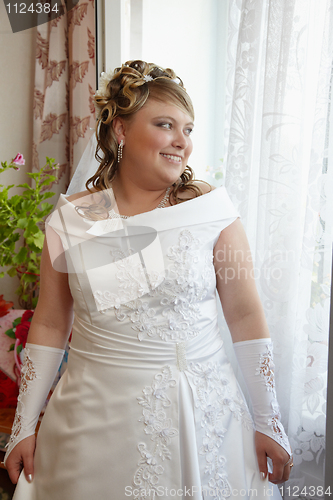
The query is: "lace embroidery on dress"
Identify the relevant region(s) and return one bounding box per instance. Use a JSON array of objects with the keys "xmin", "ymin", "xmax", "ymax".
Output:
[
  {"xmin": 5, "ymin": 348, "xmax": 41, "ymax": 454},
  {"xmin": 93, "ymin": 252, "xmax": 151, "ymax": 311},
  {"xmin": 133, "ymin": 366, "xmax": 178, "ymax": 499},
  {"xmin": 188, "ymin": 361, "xmax": 253, "ymax": 499},
  {"xmin": 93, "ymin": 230, "xmax": 216, "ymax": 342},
  {"xmin": 255, "ymin": 344, "xmax": 290, "ymax": 452},
  {"xmin": 268, "ymin": 401, "xmax": 291, "ymax": 451},
  {"xmin": 256, "ymin": 343, "xmax": 276, "ymax": 393}
]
